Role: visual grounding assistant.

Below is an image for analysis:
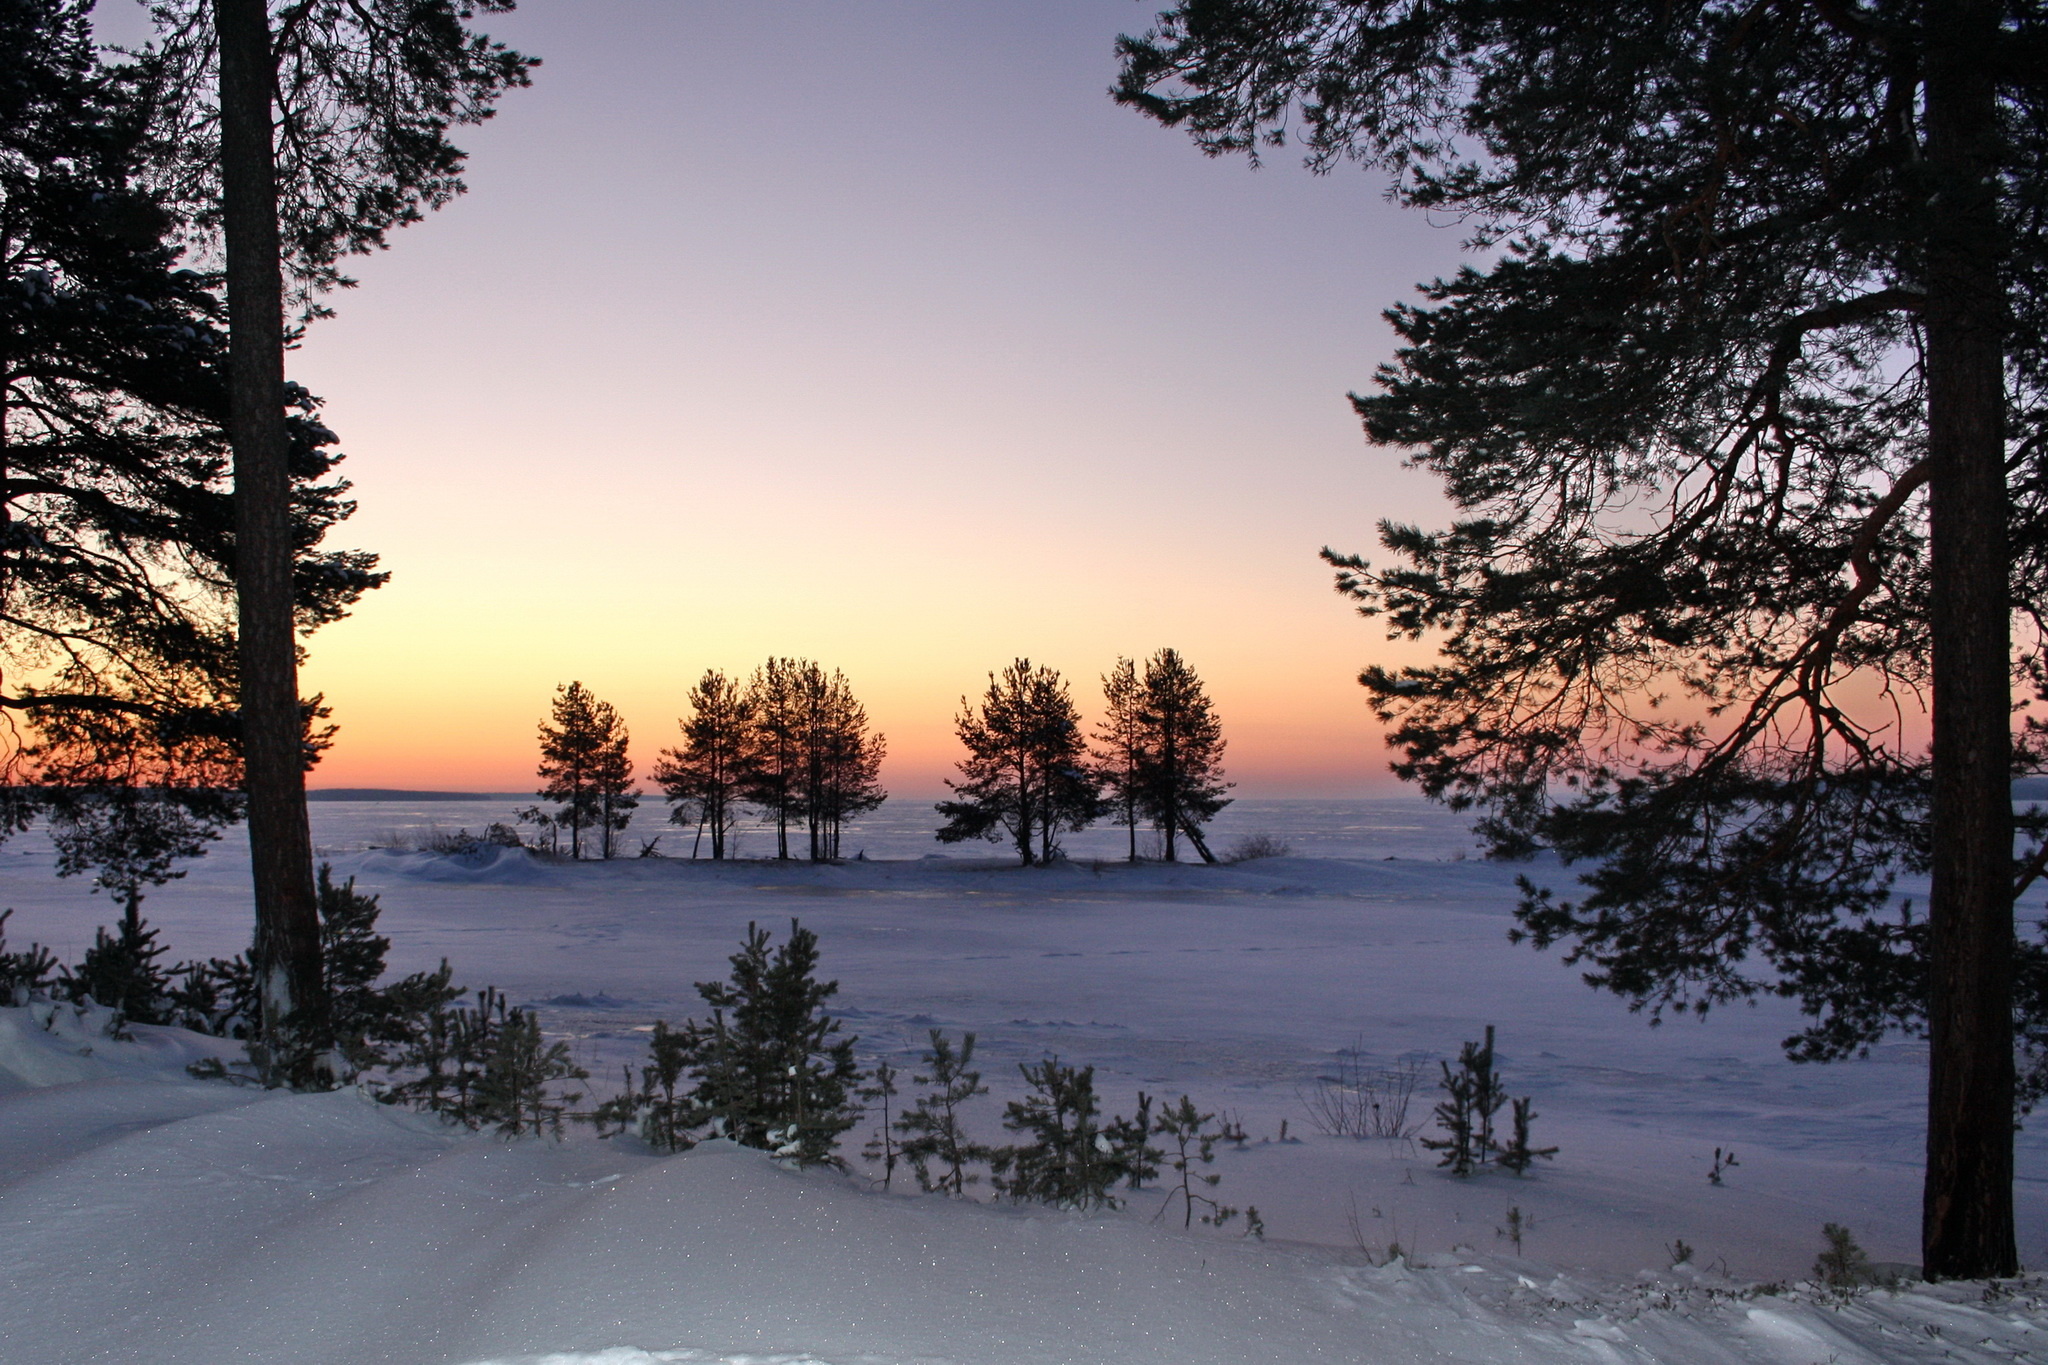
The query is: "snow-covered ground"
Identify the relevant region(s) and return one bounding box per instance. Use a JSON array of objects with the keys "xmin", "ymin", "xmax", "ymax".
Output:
[{"xmin": 1, "ymin": 797, "xmax": 2043, "ymax": 1364}]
